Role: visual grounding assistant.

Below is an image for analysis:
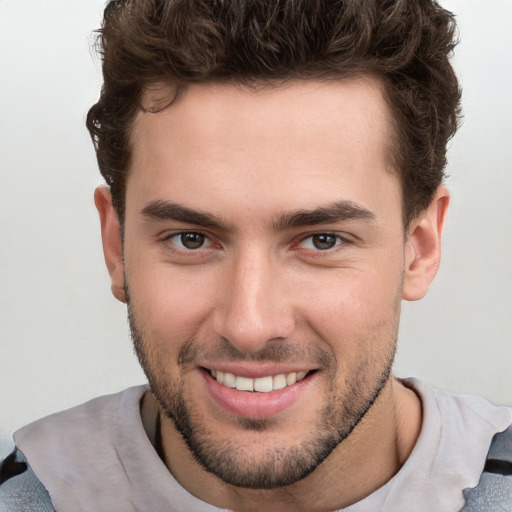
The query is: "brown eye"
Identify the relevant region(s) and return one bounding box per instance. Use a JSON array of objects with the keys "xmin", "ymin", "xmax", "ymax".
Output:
[
  {"xmin": 311, "ymin": 234, "xmax": 338, "ymax": 250},
  {"xmin": 179, "ymin": 232, "xmax": 206, "ymax": 249}
]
